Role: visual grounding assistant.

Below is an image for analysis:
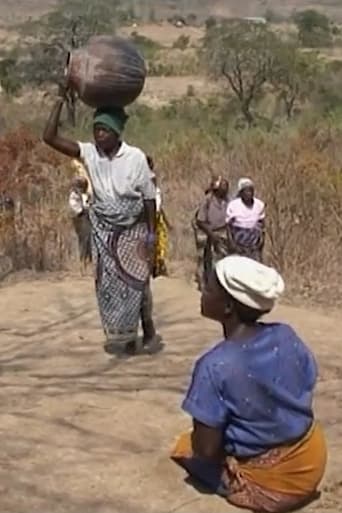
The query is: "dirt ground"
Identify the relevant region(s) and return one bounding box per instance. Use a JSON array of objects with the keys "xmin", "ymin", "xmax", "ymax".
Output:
[
  {"xmin": 119, "ymin": 23, "xmax": 204, "ymax": 48},
  {"xmin": 0, "ymin": 275, "xmax": 341, "ymax": 513},
  {"xmin": 140, "ymin": 76, "xmax": 218, "ymax": 107}
]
